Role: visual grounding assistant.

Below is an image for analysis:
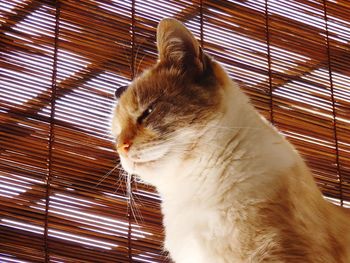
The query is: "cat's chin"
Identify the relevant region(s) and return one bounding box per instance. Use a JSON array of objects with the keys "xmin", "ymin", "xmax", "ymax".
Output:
[{"xmin": 120, "ymin": 155, "xmax": 162, "ymax": 177}]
